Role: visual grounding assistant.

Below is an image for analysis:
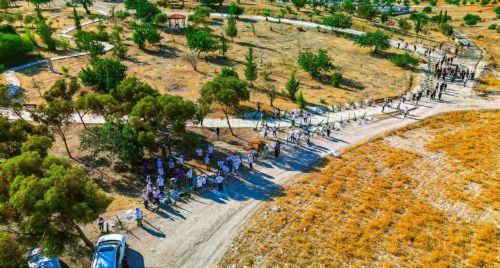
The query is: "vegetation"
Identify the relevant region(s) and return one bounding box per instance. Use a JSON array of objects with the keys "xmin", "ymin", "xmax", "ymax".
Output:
[
  {"xmin": 297, "ymin": 49, "xmax": 333, "ymax": 78},
  {"xmin": 78, "ymin": 58, "xmax": 127, "ymax": 92},
  {"xmin": 286, "ymin": 71, "xmax": 300, "ymax": 101},
  {"xmin": 186, "ymin": 26, "xmax": 219, "ymax": 58},
  {"xmin": 225, "ymin": 16, "xmax": 238, "ymax": 41},
  {"xmin": 74, "ymin": 30, "xmax": 105, "ymax": 59},
  {"xmin": 322, "ymin": 13, "xmax": 353, "ymax": 32},
  {"xmin": 391, "ymin": 53, "xmax": 419, "ymax": 68},
  {"xmin": 132, "ymin": 22, "xmax": 161, "ymax": 49},
  {"xmin": 200, "ymin": 68, "xmax": 249, "ymax": 136},
  {"xmin": 221, "ymin": 110, "xmax": 499, "ymax": 267},
  {"xmin": 227, "ymin": 2, "xmax": 244, "ymax": 18},
  {"xmin": 124, "ymin": 0, "xmax": 159, "ymax": 22},
  {"xmin": 244, "ymin": 47, "xmax": 257, "ymax": 83},
  {"xmin": 0, "ymin": 33, "xmax": 35, "ymax": 67},
  {"xmin": 354, "ymin": 30, "xmax": 390, "ymax": 54},
  {"xmin": 463, "ymin": 13, "xmax": 481, "ymax": 25}
]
